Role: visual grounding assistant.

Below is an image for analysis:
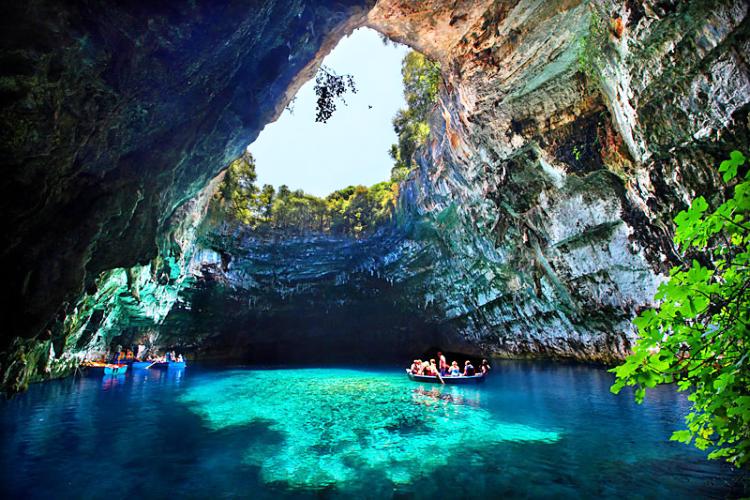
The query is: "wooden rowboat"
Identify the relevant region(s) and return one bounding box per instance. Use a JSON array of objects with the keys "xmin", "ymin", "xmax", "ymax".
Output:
[
  {"xmin": 103, "ymin": 364, "xmax": 128, "ymax": 376},
  {"xmin": 149, "ymin": 361, "xmax": 187, "ymax": 370},
  {"xmin": 405, "ymin": 369, "xmax": 485, "ymax": 385}
]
